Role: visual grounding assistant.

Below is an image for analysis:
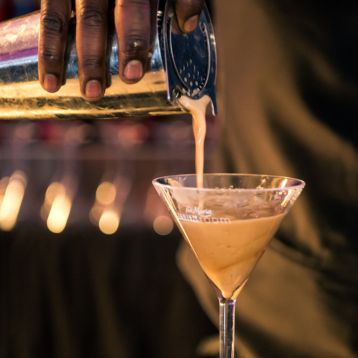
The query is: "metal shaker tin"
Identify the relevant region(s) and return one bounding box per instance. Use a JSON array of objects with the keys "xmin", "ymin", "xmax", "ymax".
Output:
[{"xmin": 0, "ymin": 1, "xmax": 216, "ymax": 120}]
